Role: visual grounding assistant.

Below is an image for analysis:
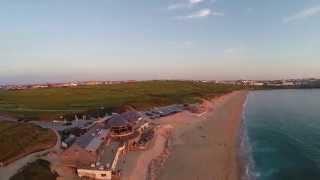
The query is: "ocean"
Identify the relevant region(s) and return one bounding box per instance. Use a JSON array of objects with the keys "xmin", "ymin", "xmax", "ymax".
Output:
[{"xmin": 243, "ymin": 89, "xmax": 320, "ymax": 180}]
